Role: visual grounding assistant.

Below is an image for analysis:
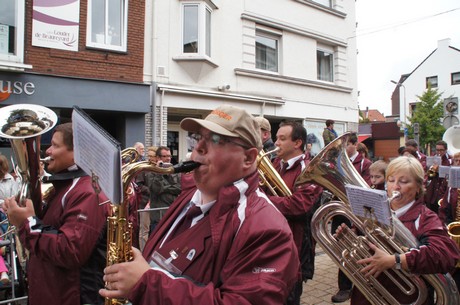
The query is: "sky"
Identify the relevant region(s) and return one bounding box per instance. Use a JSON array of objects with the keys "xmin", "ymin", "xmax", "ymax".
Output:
[{"xmin": 355, "ymin": 0, "xmax": 460, "ymax": 117}]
